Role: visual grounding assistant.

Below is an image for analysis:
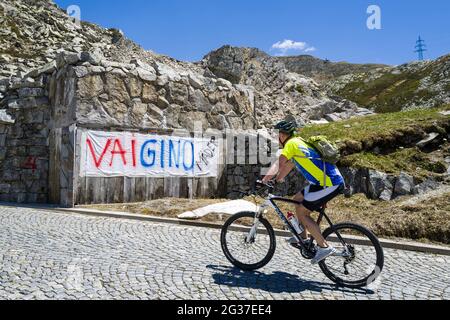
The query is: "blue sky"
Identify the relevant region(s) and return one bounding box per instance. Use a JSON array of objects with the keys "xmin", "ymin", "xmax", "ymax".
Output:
[{"xmin": 54, "ymin": 0, "xmax": 450, "ymax": 65}]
